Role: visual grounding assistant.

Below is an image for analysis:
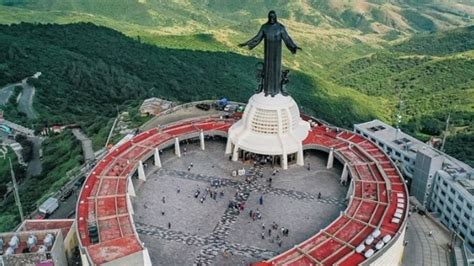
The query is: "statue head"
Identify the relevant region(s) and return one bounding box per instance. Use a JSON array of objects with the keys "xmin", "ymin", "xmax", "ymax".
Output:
[{"xmin": 268, "ymin": 10, "xmax": 277, "ymax": 24}]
